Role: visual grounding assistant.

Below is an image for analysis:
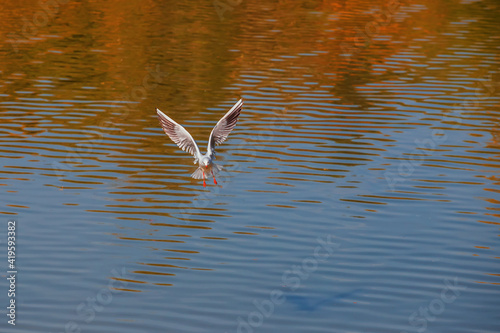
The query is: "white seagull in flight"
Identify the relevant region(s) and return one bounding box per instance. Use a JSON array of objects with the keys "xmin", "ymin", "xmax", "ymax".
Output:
[{"xmin": 156, "ymin": 99, "xmax": 243, "ymax": 187}]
